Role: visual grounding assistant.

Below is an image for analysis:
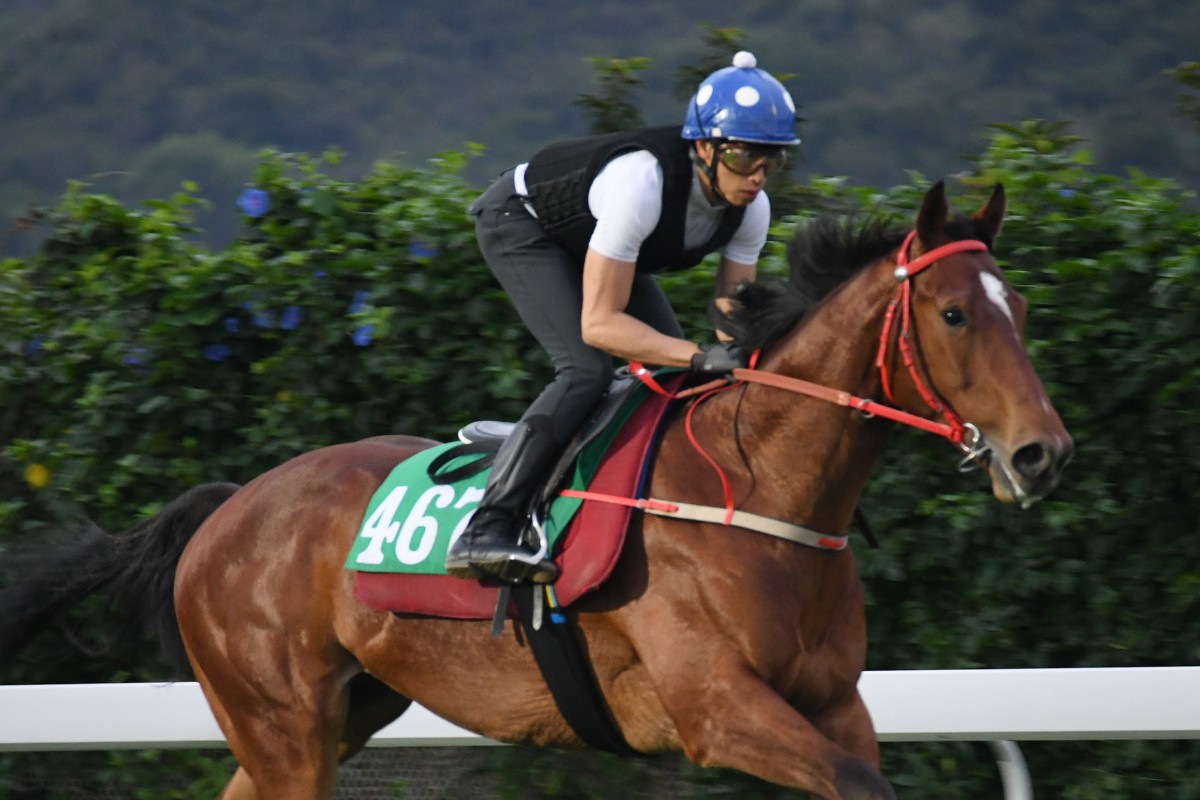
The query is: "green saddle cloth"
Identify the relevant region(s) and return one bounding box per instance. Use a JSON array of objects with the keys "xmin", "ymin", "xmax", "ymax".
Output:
[{"xmin": 345, "ymin": 386, "xmax": 646, "ymax": 575}]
